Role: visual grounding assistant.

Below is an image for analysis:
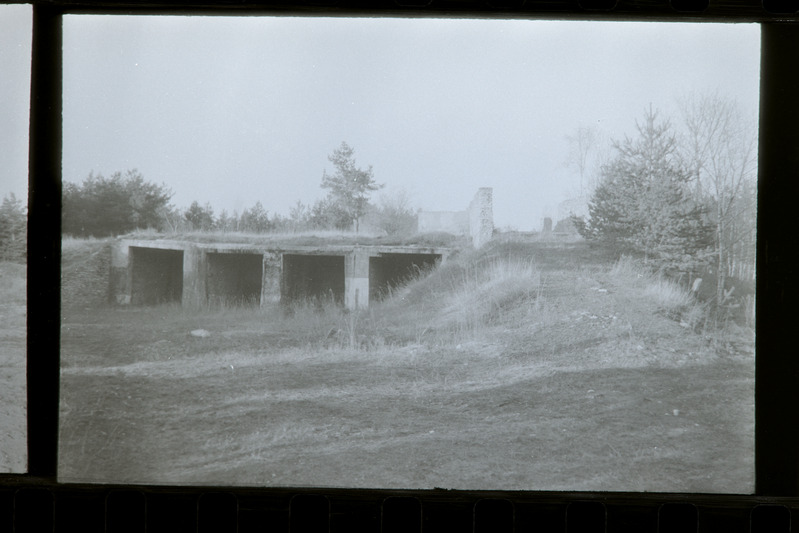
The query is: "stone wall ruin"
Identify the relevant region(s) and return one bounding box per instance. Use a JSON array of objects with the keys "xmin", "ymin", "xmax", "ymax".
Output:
[{"xmin": 417, "ymin": 187, "xmax": 493, "ymax": 248}]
